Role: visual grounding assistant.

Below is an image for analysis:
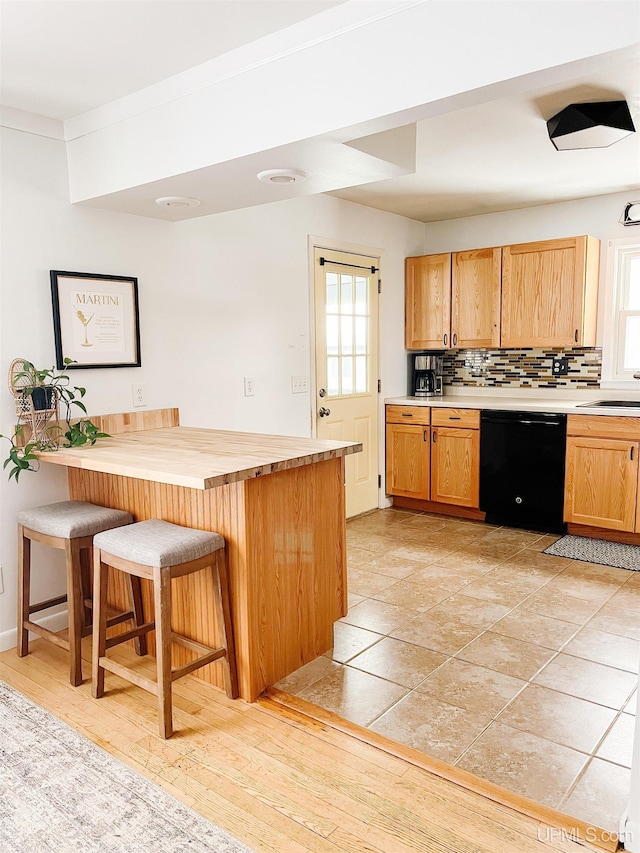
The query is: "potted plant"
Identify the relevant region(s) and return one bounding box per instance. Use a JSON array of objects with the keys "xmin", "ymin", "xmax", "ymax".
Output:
[{"xmin": 2, "ymin": 358, "xmax": 108, "ymax": 481}]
